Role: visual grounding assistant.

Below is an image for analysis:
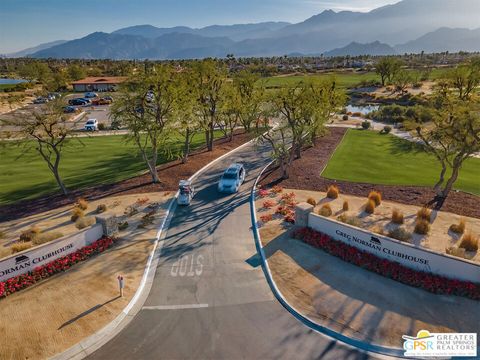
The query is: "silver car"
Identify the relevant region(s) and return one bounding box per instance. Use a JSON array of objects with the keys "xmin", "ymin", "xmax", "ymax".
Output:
[{"xmin": 218, "ymin": 163, "xmax": 246, "ymax": 193}]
